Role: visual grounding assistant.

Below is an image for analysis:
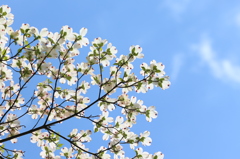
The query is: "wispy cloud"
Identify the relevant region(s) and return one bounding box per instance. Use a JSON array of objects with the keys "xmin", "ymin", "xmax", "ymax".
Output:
[
  {"xmin": 193, "ymin": 37, "xmax": 240, "ymax": 83},
  {"xmin": 171, "ymin": 53, "xmax": 184, "ymax": 81},
  {"xmin": 159, "ymin": 0, "xmax": 190, "ymax": 19},
  {"xmin": 235, "ymin": 12, "xmax": 240, "ymax": 27}
]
